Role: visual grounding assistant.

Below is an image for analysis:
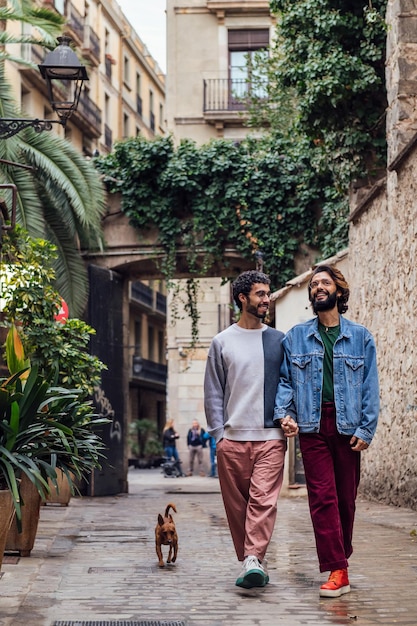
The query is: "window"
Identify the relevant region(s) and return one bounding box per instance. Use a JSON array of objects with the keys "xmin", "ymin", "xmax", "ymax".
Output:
[
  {"xmin": 104, "ymin": 93, "xmax": 112, "ymax": 149},
  {"xmin": 149, "ymin": 90, "xmax": 155, "ymax": 131},
  {"xmin": 148, "ymin": 326, "xmax": 155, "ymax": 361},
  {"xmin": 159, "ymin": 103, "xmax": 164, "ymax": 129},
  {"xmin": 136, "ymin": 73, "xmax": 142, "ymax": 116},
  {"xmin": 158, "ymin": 330, "xmax": 165, "ymax": 363},
  {"xmin": 123, "ymin": 113, "xmax": 129, "ymax": 137},
  {"xmin": 135, "ymin": 320, "xmax": 142, "ymax": 356},
  {"xmin": 124, "ymin": 55, "xmax": 130, "ymax": 87},
  {"xmin": 228, "ymin": 29, "xmax": 269, "ymax": 106}
]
